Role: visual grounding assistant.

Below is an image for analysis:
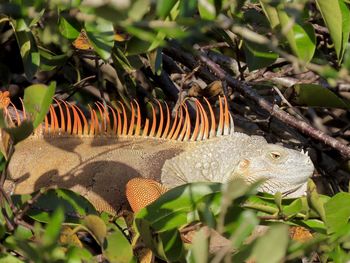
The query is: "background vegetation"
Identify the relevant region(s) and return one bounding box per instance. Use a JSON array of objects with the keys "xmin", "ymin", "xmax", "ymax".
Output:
[{"xmin": 0, "ymin": 0, "xmax": 350, "ymax": 262}]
